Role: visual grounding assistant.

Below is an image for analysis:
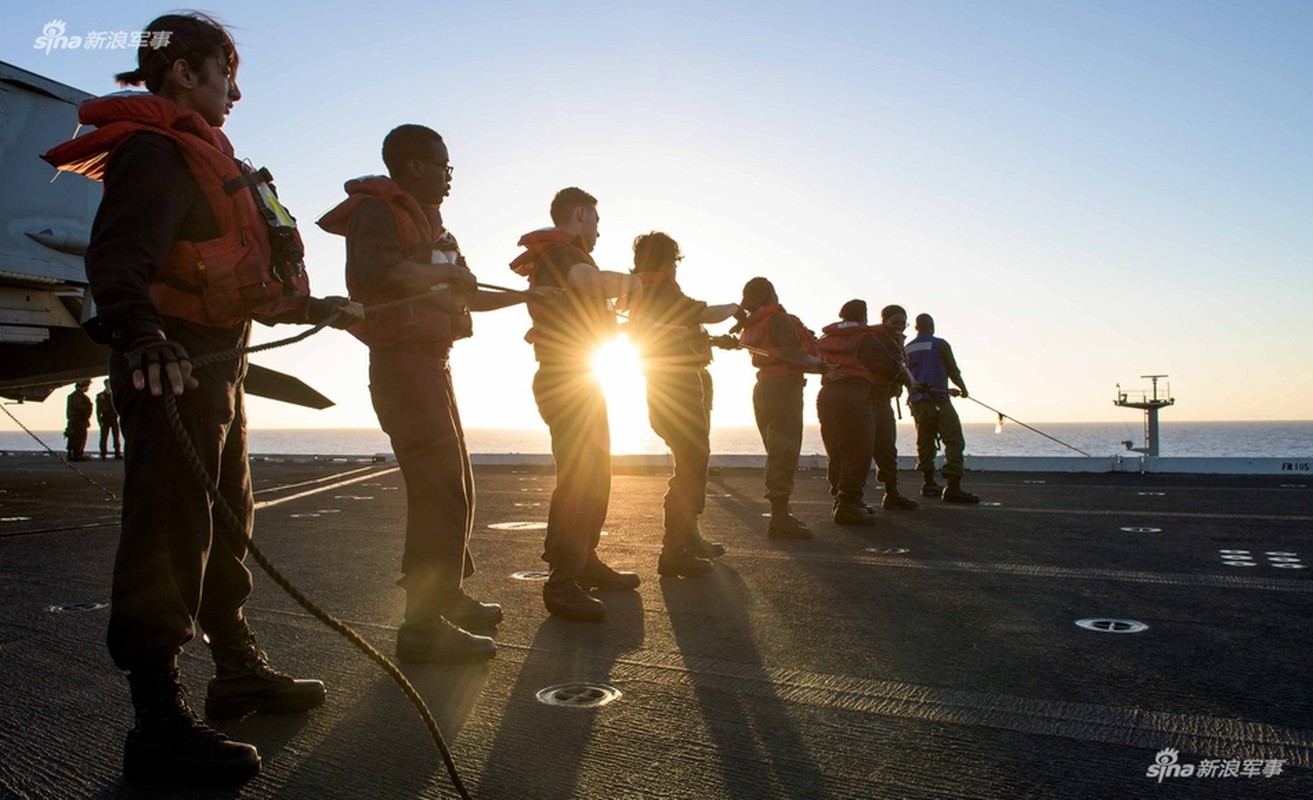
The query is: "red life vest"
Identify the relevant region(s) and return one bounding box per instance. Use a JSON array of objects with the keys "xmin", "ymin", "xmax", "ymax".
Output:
[
  {"xmin": 42, "ymin": 93, "xmax": 310, "ymax": 328},
  {"xmin": 317, "ymin": 176, "xmax": 471, "ymax": 348},
  {"xmin": 738, "ymin": 304, "xmax": 819, "ymax": 379},
  {"xmin": 818, "ymin": 321, "xmax": 877, "ymax": 385}
]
